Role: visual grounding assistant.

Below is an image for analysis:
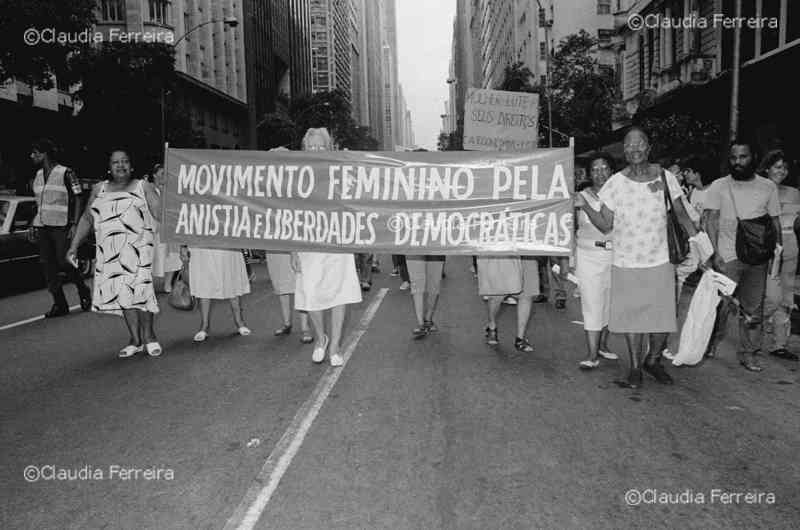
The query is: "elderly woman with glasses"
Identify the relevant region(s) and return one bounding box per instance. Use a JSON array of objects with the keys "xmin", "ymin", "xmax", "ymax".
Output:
[
  {"xmin": 291, "ymin": 128, "xmax": 362, "ymax": 367},
  {"xmin": 576, "ymin": 127, "xmax": 697, "ymax": 388}
]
